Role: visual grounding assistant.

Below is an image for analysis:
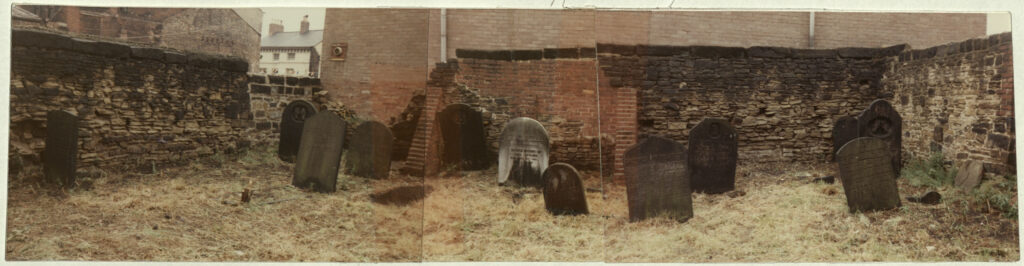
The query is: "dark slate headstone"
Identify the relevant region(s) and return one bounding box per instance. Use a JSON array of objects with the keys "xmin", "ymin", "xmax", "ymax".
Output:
[
  {"xmin": 344, "ymin": 120, "xmax": 394, "ymax": 179},
  {"xmin": 857, "ymin": 99, "xmax": 903, "ymax": 176},
  {"xmin": 293, "ymin": 112, "xmax": 347, "ymax": 193},
  {"xmin": 44, "ymin": 110, "xmax": 79, "ymax": 187},
  {"xmin": 687, "ymin": 118, "xmax": 738, "ymax": 194},
  {"xmin": 542, "ymin": 163, "xmax": 588, "ymax": 215},
  {"xmin": 623, "ymin": 136, "xmax": 693, "ymax": 223},
  {"xmin": 498, "ymin": 117, "xmax": 550, "ymax": 187},
  {"xmin": 836, "ymin": 137, "xmax": 901, "ymax": 213},
  {"xmin": 437, "ymin": 104, "xmax": 489, "ymax": 170},
  {"xmin": 832, "ymin": 115, "xmax": 859, "ymax": 160},
  {"xmin": 278, "ymin": 100, "xmax": 318, "ymax": 163}
]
